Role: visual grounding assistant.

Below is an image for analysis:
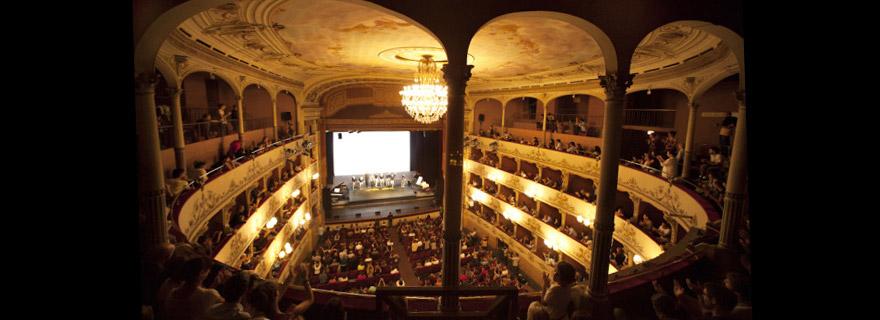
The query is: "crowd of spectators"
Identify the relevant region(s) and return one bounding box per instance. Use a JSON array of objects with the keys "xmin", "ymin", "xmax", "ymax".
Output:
[
  {"xmin": 479, "ymin": 127, "xmax": 601, "ymax": 159},
  {"xmin": 649, "ymin": 271, "xmax": 752, "ymax": 320},
  {"xmin": 307, "ymin": 223, "xmax": 401, "ymax": 294},
  {"xmin": 141, "ymin": 243, "xmax": 315, "ymax": 320}
]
